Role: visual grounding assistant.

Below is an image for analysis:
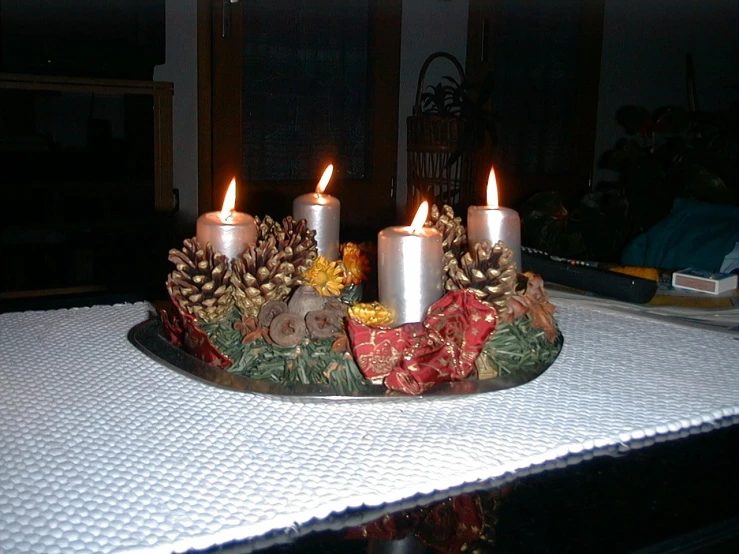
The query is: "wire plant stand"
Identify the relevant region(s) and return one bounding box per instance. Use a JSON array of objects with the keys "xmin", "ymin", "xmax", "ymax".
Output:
[{"xmin": 406, "ymin": 52, "xmax": 476, "ymax": 216}]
